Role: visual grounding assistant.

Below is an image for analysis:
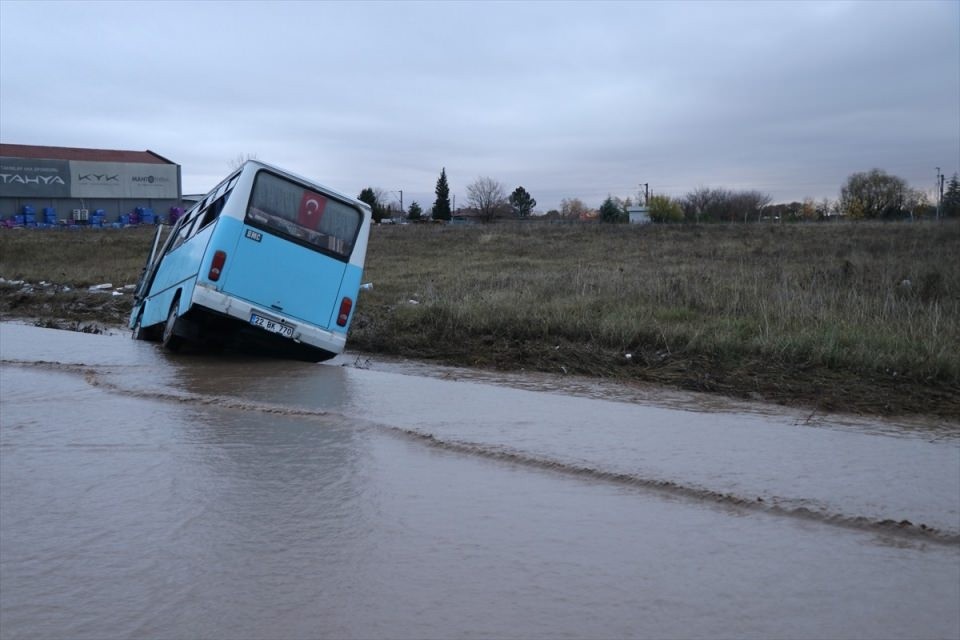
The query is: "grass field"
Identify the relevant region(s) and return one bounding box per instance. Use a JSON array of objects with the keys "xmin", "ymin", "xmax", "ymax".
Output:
[{"xmin": 1, "ymin": 220, "xmax": 958, "ymax": 418}]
